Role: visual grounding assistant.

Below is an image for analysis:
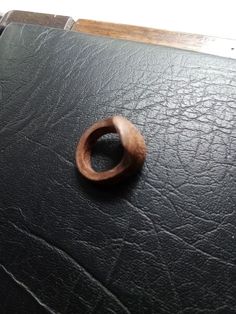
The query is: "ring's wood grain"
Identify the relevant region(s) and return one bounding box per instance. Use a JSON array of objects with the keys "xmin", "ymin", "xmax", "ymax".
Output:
[
  {"xmin": 73, "ymin": 19, "xmax": 236, "ymax": 59},
  {"xmin": 75, "ymin": 116, "xmax": 146, "ymax": 183}
]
